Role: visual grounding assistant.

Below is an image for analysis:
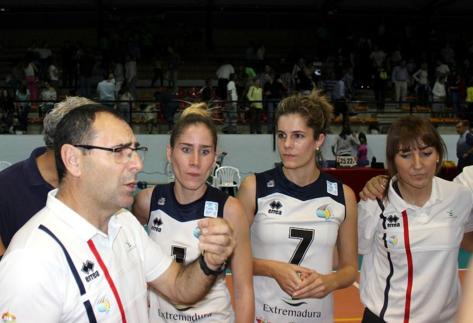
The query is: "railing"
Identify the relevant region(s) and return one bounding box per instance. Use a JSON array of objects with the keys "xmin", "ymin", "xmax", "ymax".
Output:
[{"xmin": 0, "ymin": 97, "xmax": 463, "ymax": 134}]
